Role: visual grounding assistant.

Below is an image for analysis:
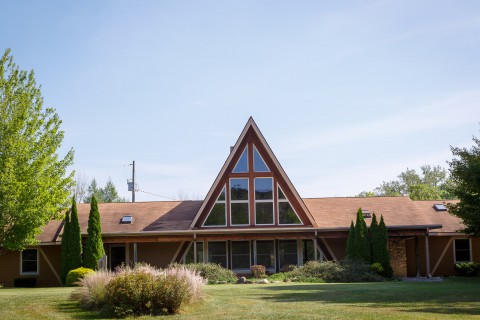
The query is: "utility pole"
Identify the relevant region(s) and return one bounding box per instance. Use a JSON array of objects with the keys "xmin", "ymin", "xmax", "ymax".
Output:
[{"xmin": 132, "ymin": 160, "xmax": 135, "ymax": 202}]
